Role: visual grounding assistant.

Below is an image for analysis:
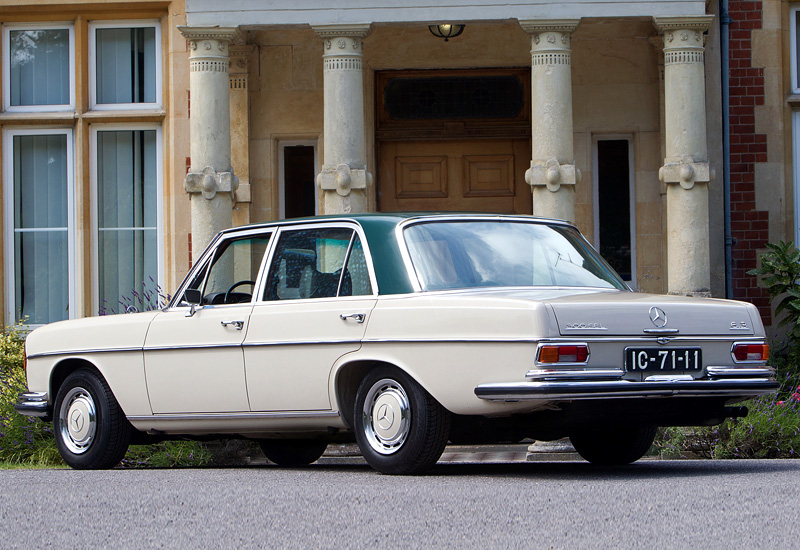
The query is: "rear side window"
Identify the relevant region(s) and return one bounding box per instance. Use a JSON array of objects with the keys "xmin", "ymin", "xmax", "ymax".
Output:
[{"xmin": 264, "ymin": 227, "xmax": 373, "ymax": 301}]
